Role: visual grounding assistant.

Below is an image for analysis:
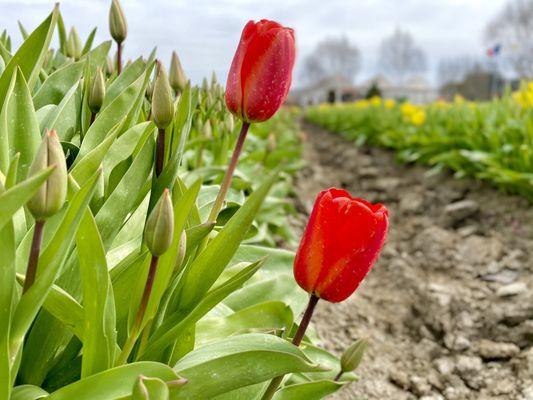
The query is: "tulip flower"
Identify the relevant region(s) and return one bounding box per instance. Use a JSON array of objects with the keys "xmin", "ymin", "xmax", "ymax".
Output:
[
  {"xmin": 262, "ymin": 189, "xmax": 388, "ymax": 400},
  {"xmin": 225, "ymin": 19, "xmax": 296, "ymax": 123},
  {"xmin": 209, "ymin": 19, "xmax": 295, "ymax": 223},
  {"xmin": 294, "ymin": 188, "xmax": 389, "ymax": 302}
]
